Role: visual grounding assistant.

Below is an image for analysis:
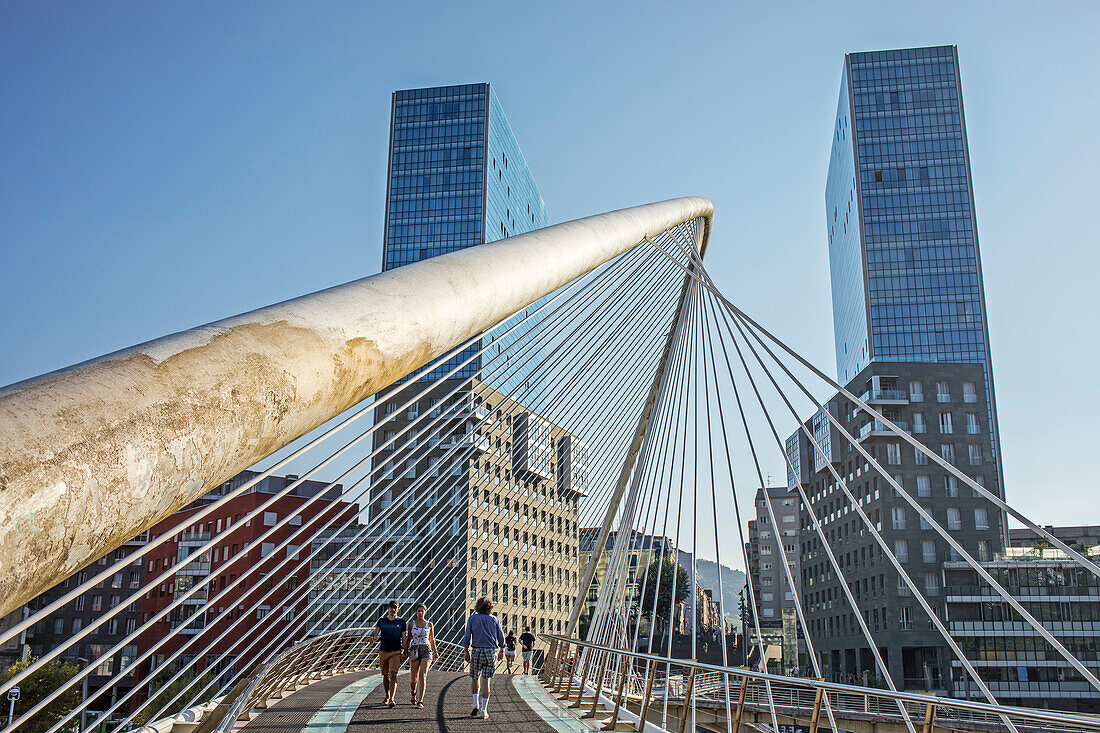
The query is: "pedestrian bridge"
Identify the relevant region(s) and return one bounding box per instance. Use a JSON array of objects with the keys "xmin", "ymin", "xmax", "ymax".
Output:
[
  {"xmin": 139, "ymin": 630, "xmax": 1098, "ymax": 733},
  {"xmin": 2, "ymin": 199, "xmax": 1099, "ymax": 733}
]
